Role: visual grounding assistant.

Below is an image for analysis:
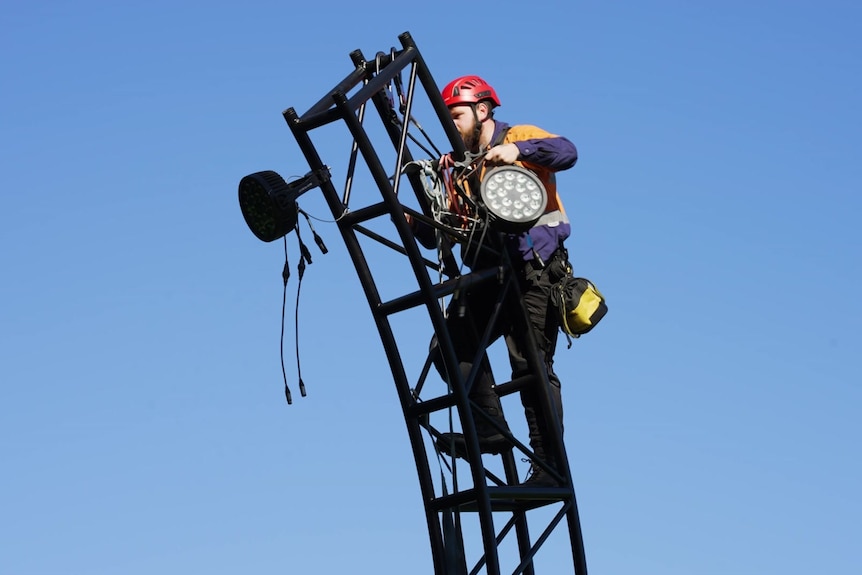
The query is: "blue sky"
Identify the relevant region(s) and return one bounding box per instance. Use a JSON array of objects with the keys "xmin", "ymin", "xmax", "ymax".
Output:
[{"xmin": 2, "ymin": 1, "xmax": 860, "ymax": 573}]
